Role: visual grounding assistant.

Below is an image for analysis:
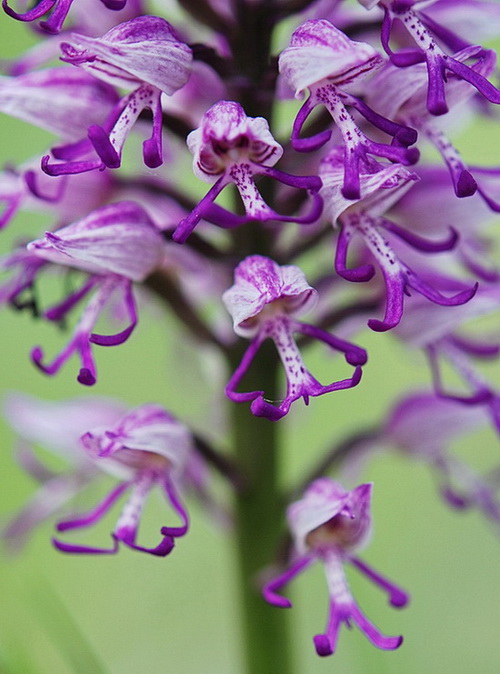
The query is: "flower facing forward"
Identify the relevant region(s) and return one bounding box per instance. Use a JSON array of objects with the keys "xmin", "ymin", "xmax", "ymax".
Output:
[
  {"xmin": 27, "ymin": 200, "xmax": 165, "ymax": 385},
  {"xmin": 263, "ymin": 478, "xmax": 408, "ymax": 656},
  {"xmin": 172, "ymin": 101, "xmax": 323, "ymax": 243},
  {"xmin": 223, "ymin": 255, "xmax": 367, "ymax": 421},
  {"xmin": 53, "ymin": 404, "xmax": 193, "ymax": 556}
]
